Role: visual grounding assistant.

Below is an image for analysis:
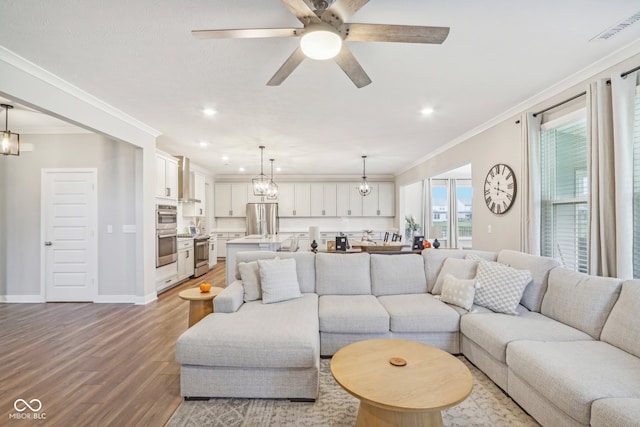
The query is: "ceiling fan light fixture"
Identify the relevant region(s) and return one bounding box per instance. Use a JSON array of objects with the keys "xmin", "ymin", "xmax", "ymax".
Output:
[
  {"xmin": 1, "ymin": 104, "xmax": 19, "ymax": 156},
  {"xmin": 300, "ymin": 27, "xmax": 342, "ymax": 60},
  {"xmin": 358, "ymin": 155, "xmax": 371, "ymax": 197}
]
